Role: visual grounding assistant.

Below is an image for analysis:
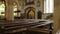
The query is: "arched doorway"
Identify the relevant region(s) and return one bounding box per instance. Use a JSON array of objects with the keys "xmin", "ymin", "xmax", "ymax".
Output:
[{"xmin": 27, "ymin": 9, "xmax": 35, "ymax": 19}]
